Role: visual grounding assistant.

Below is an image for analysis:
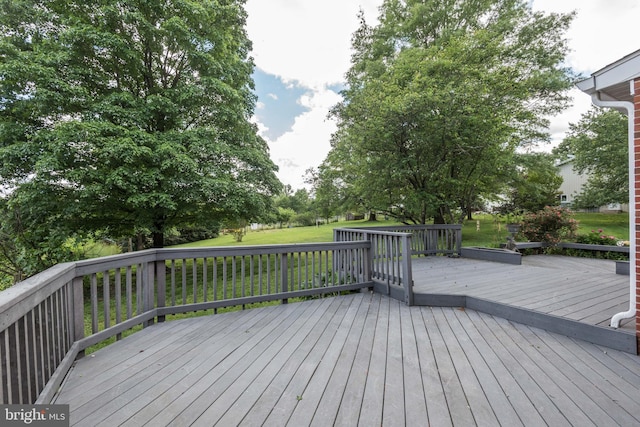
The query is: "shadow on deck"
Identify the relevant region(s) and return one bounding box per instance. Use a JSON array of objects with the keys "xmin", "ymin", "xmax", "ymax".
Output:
[{"xmin": 411, "ymin": 254, "xmax": 636, "ymax": 354}]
